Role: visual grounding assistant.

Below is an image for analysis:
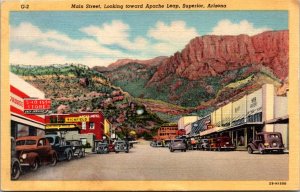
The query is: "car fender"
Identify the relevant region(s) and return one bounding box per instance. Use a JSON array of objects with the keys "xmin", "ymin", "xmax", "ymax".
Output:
[
  {"xmin": 22, "ymin": 152, "xmax": 40, "ymax": 165},
  {"xmin": 258, "ymin": 143, "xmax": 265, "ymax": 150},
  {"xmin": 64, "ymin": 148, "xmax": 72, "ymax": 155},
  {"xmin": 247, "ymin": 143, "xmax": 256, "ymax": 150},
  {"xmin": 49, "ymin": 150, "xmax": 58, "ymax": 159}
]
